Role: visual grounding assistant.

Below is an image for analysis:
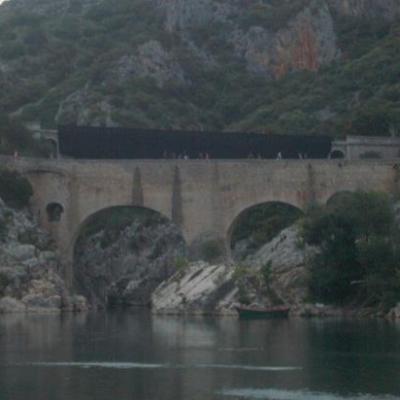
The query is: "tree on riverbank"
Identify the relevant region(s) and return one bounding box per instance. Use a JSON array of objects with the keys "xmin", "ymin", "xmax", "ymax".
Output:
[{"xmin": 301, "ymin": 191, "xmax": 400, "ymax": 309}]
